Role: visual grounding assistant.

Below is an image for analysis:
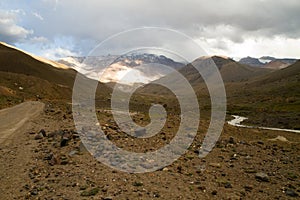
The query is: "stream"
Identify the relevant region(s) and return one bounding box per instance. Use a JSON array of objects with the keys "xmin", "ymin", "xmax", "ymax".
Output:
[{"xmin": 228, "ymin": 115, "xmax": 300, "ymax": 134}]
